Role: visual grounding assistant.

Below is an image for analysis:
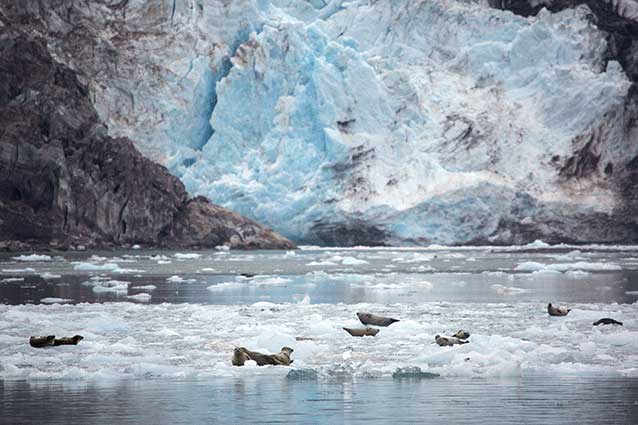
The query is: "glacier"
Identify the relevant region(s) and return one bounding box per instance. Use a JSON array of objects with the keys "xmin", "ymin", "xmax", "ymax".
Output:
[{"xmin": 14, "ymin": 0, "xmax": 638, "ymax": 245}]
